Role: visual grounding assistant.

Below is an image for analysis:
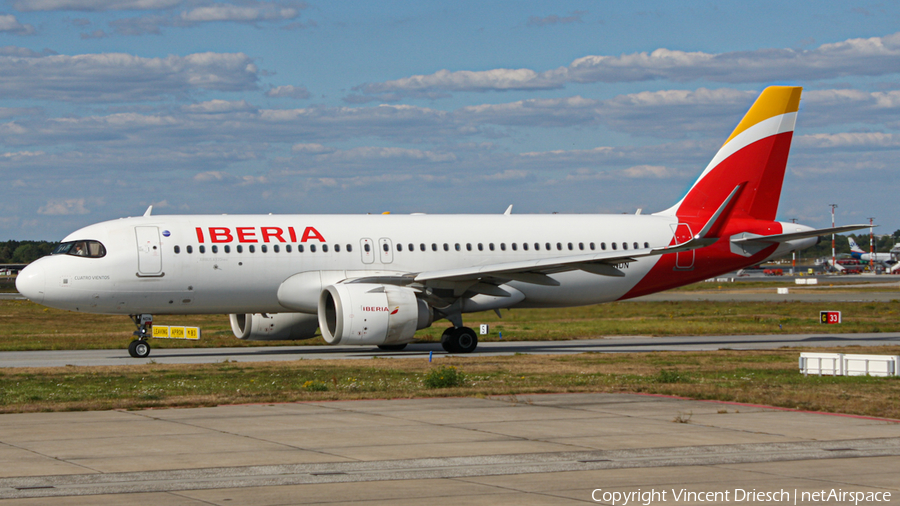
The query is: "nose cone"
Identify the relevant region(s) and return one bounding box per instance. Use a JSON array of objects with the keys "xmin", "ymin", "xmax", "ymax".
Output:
[{"xmin": 16, "ymin": 263, "xmax": 45, "ymax": 304}]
